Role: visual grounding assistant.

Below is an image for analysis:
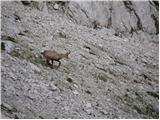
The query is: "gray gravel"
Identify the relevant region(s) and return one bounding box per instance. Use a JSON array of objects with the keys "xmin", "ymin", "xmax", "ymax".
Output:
[{"xmin": 1, "ymin": 1, "xmax": 159, "ymax": 119}]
